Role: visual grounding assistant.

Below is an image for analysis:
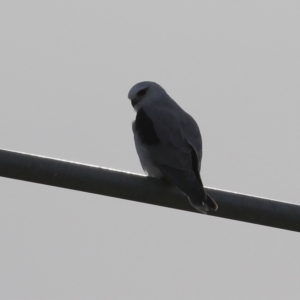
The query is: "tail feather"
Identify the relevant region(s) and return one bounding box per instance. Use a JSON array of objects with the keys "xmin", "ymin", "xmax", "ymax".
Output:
[
  {"xmin": 156, "ymin": 165, "xmax": 218, "ymax": 214},
  {"xmin": 191, "ymin": 194, "xmax": 218, "ymax": 214},
  {"xmin": 205, "ymin": 193, "xmax": 218, "ymax": 211}
]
